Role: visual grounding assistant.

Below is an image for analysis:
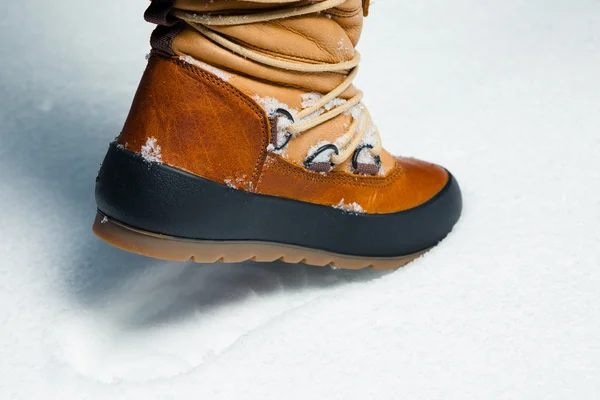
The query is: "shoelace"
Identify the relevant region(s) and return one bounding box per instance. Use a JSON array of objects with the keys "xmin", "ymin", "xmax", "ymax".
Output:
[{"xmin": 173, "ymin": 0, "xmax": 382, "ymax": 172}]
